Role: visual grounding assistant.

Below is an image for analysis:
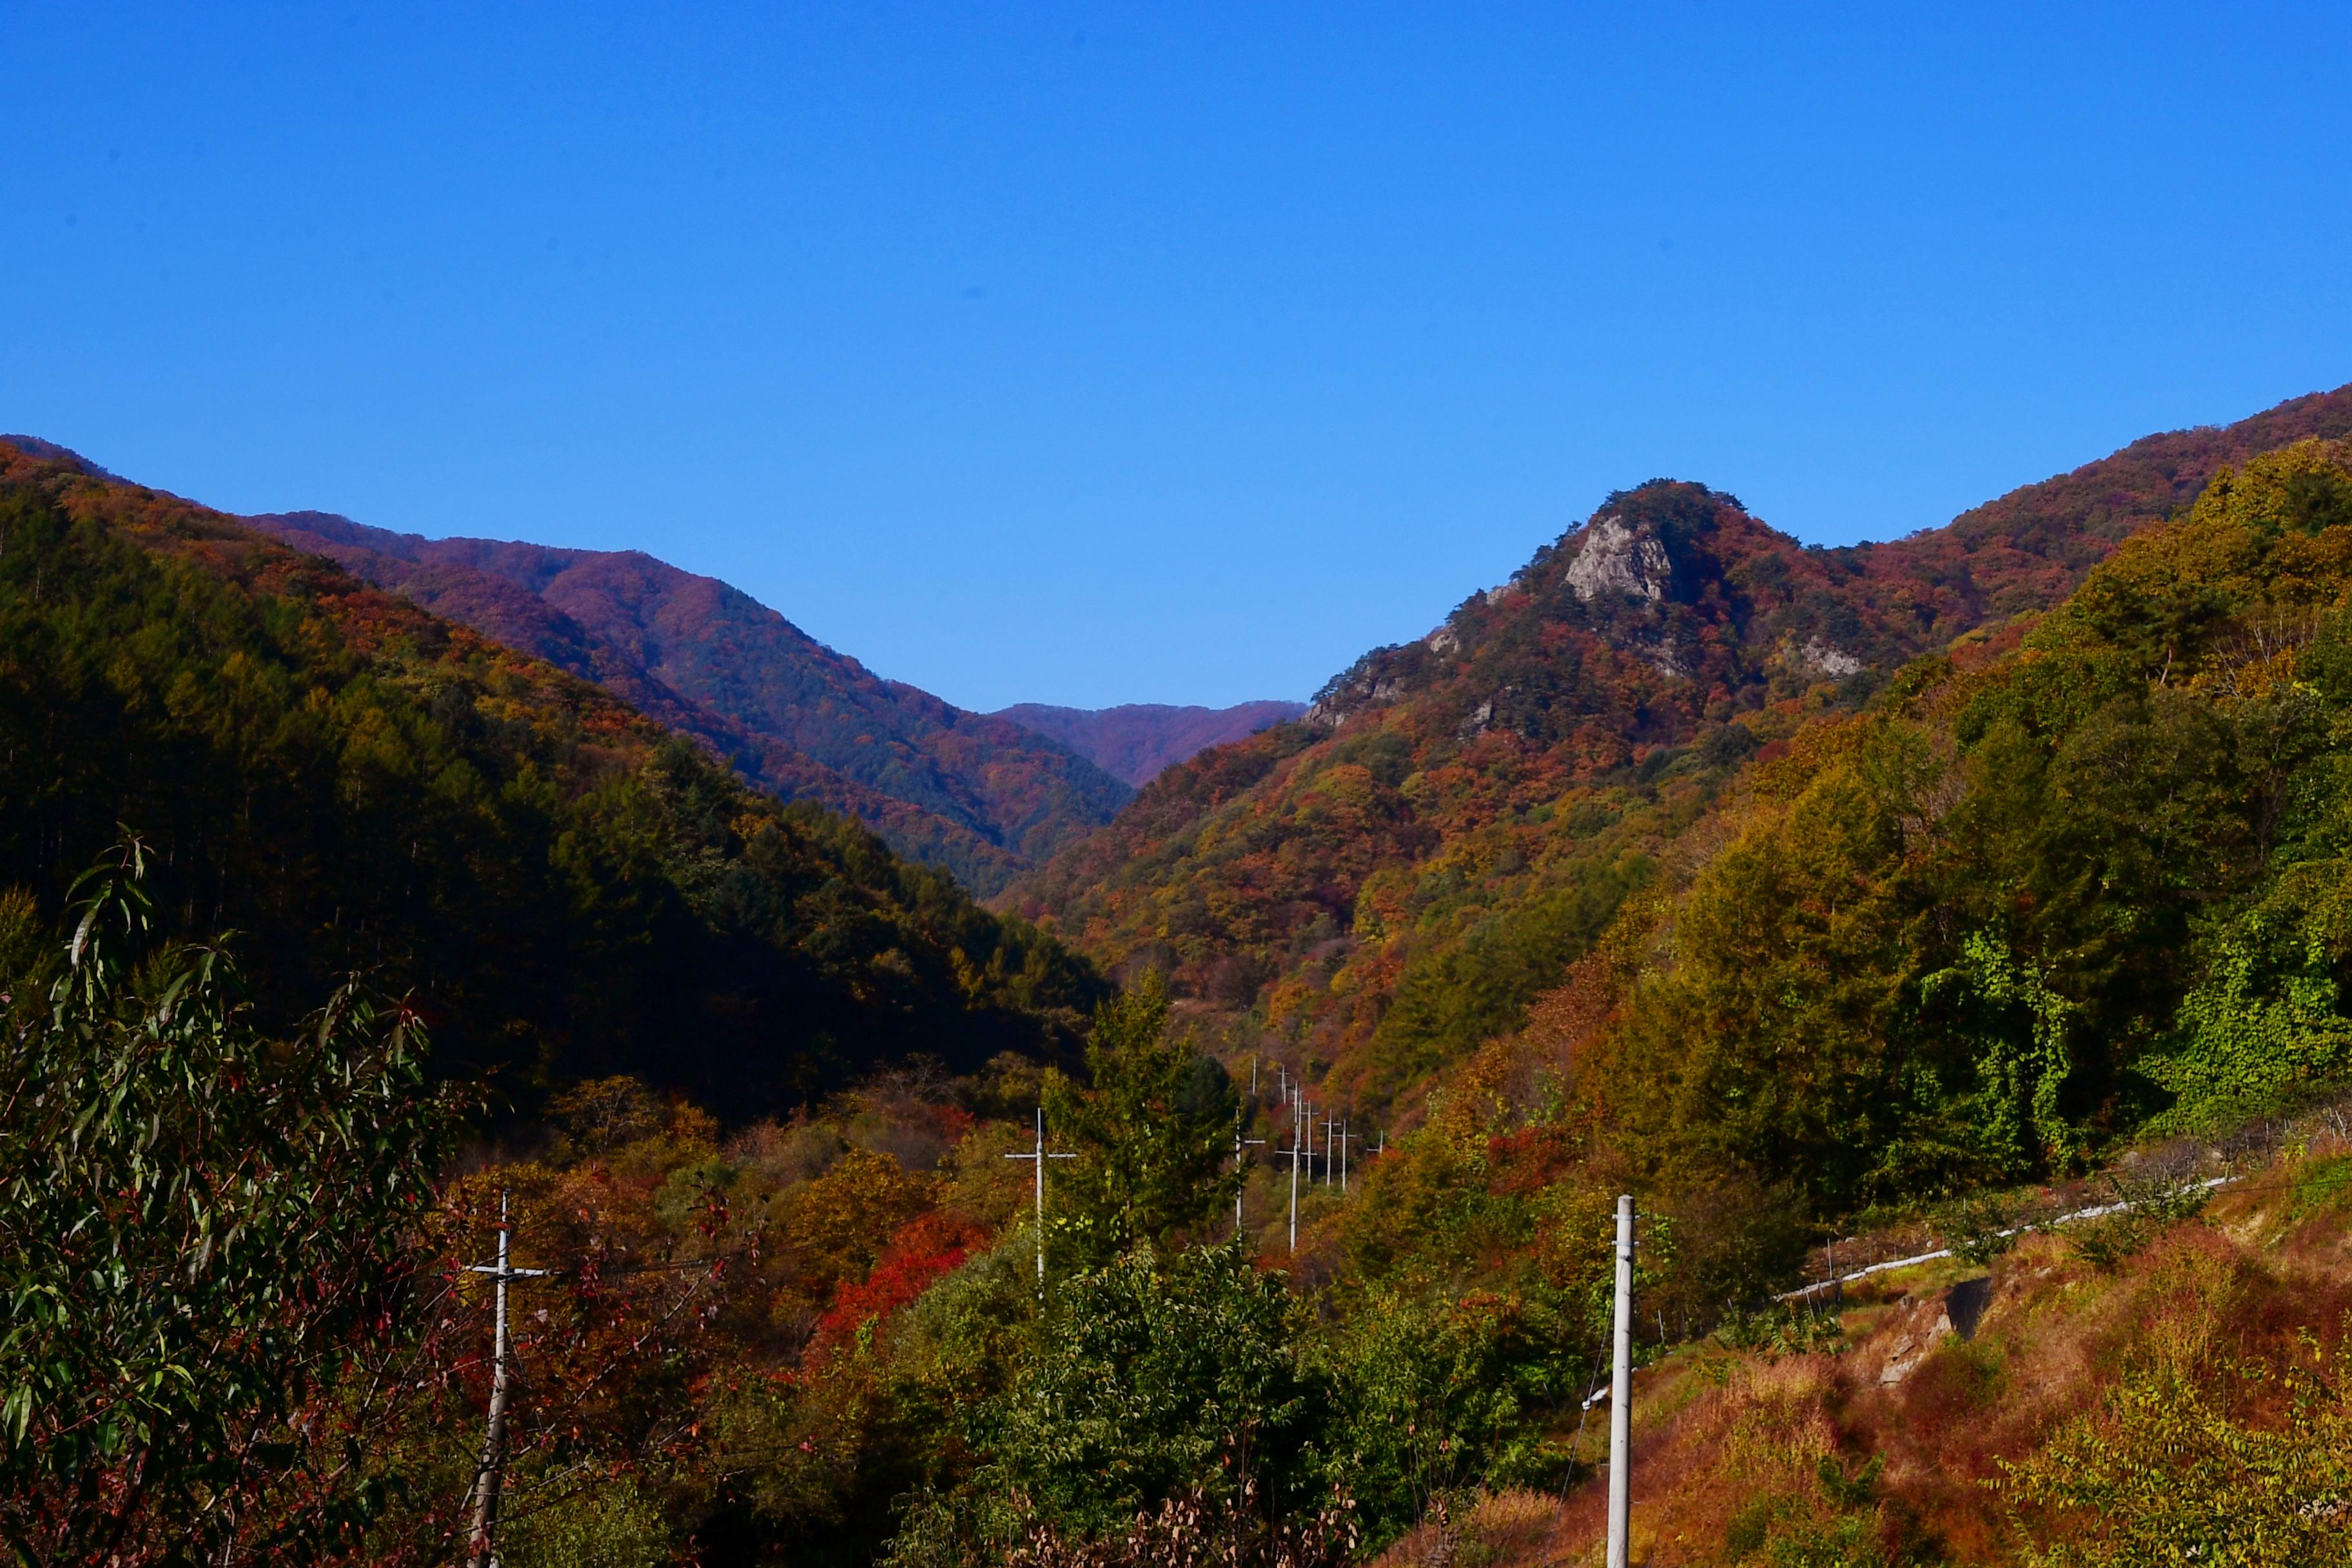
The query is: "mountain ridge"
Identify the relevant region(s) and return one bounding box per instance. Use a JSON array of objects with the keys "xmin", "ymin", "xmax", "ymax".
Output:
[
  {"xmin": 992, "ymin": 700, "xmax": 1306, "ymax": 786},
  {"xmin": 0, "ymin": 436, "xmax": 1104, "ymax": 1106},
  {"xmin": 1006, "ymin": 384, "xmax": 2352, "ymax": 1110},
  {"xmin": 243, "ymin": 509, "xmax": 1134, "ymax": 896}
]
